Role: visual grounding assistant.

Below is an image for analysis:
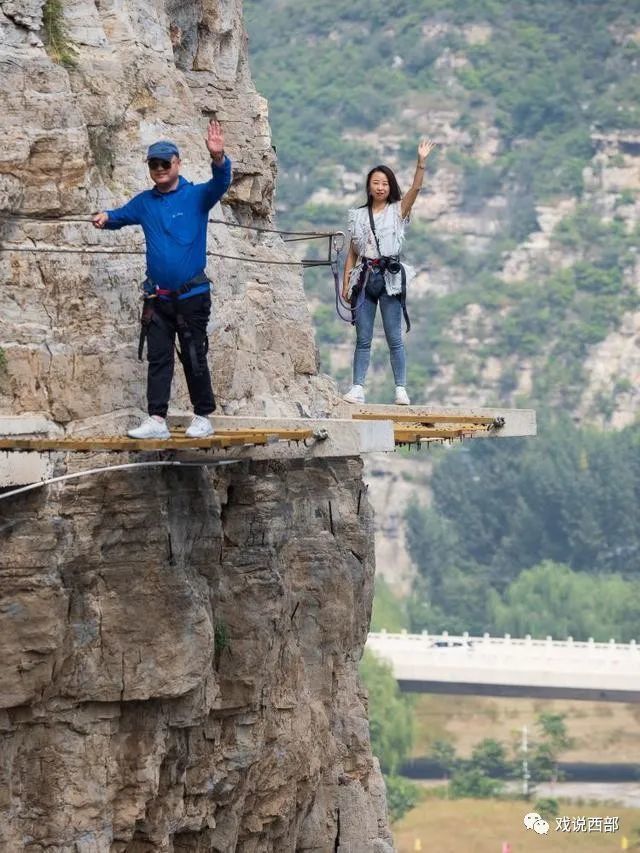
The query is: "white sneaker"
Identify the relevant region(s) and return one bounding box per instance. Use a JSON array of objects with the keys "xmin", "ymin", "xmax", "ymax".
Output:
[
  {"xmin": 394, "ymin": 386, "xmax": 411, "ymax": 405},
  {"xmin": 185, "ymin": 415, "xmax": 214, "ymax": 438},
  {"xmin": 343, "ymin": 384, "xmax": 365, "ymax": 404},
  {"xmin": 128, "ymin": 416, "xmax": 170, "ymax": 439}
]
